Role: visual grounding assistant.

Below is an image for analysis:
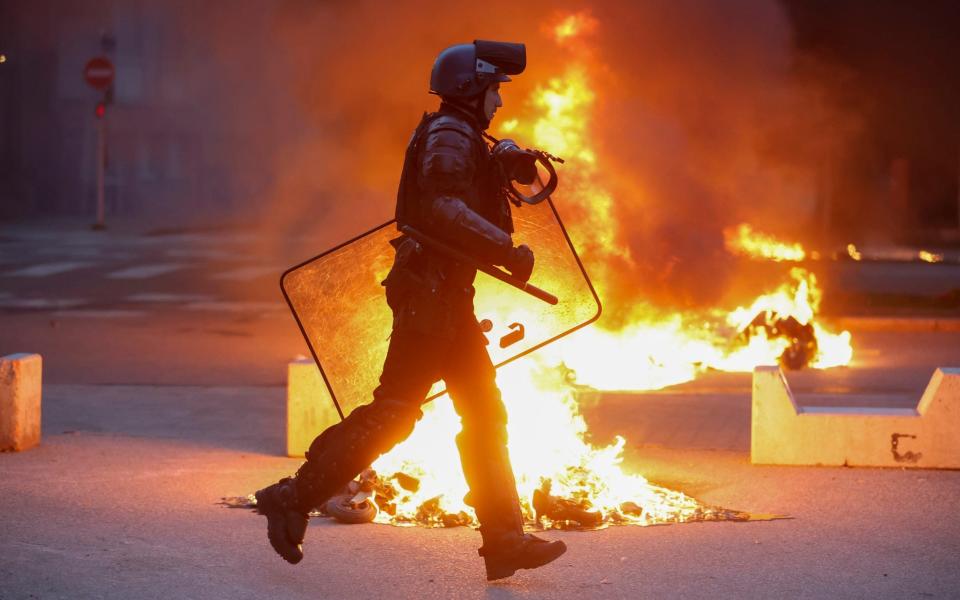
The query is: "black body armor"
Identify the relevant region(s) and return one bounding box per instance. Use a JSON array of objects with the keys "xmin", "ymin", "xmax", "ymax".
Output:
[
  {"xmin": 255, "ymin": 40, "xmax": 565, "ymax": 579},
  {"xmin": 386, "ymin": 103, "xmax": 515, "ymax": 338}
]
